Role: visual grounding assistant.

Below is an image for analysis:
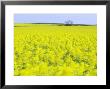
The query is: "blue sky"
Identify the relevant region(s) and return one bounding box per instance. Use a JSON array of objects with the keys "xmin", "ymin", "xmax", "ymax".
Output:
[{"xmin": 14, "ymin": 14, "xmax": 97, "ymax": 25}]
